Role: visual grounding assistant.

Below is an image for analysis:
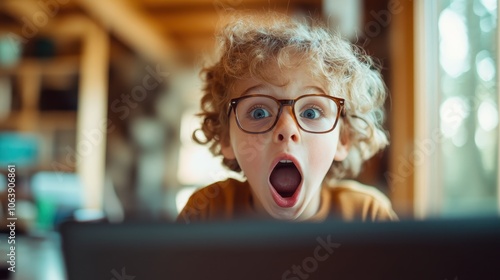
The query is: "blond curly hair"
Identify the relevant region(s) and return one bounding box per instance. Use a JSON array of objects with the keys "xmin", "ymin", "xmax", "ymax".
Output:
[{"xmin": 194, "ymin": 12, "xmax": 389, "ymax": 180}]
